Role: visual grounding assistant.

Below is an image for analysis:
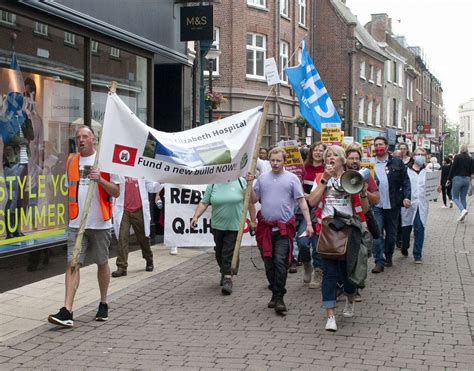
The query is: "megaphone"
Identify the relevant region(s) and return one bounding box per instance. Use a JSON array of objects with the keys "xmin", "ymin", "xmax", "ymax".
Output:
[{"xmin": 340, "ymin": 168, "xmax": 370, "ymax": 194}]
